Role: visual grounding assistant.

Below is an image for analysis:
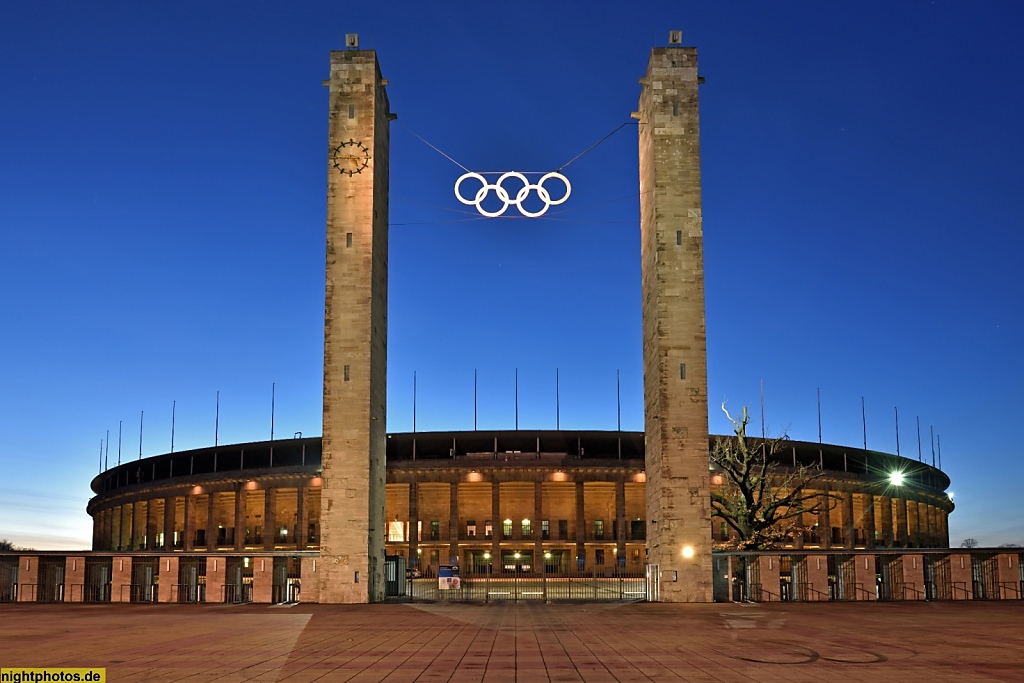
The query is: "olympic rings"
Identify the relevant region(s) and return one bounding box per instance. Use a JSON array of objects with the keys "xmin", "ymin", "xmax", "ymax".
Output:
[{"xmin": 454, "ymin": 171, "xmax": 571, "ymax": 217}]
